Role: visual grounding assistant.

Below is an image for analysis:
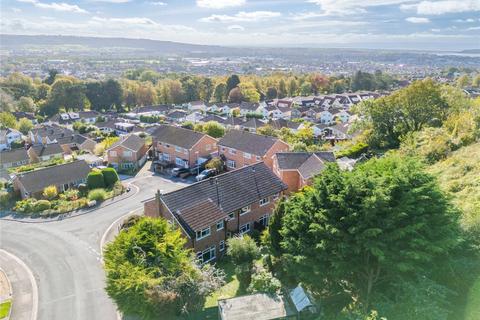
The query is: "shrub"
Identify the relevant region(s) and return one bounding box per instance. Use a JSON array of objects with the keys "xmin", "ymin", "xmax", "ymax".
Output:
[
  {"xmin": 336, "ymin": 142, "xmax": 369, "ymax": 158},
  {"xmin": 14, "ymin": 198, "xmax": 36, "ymax": 213},
  {"xmin": 64, "ymin": 189, "xmax": 79, "ymax": 201},
  {"xmin": 78, "ymin": 183, "xmax": 88, "ymax": 195},
  {"xmin": 247, "ymin": 270, "xmax": 282, "ymax": 294},
  {"xmin": 101, "ymin": 167, "xmax": 119, "ymax": 187},
  {"xmin": 42, "ymin": 185, "xmax": 58, "ymax": 200},
  {"xmin": 227, "ymin": 235, "xmax": 260, "ymax": 266},
  {"xmin": 88, "ymin": 189, "xmax": 107, "ymax": 201},
  {"xmin": 87, "ymin": 171, "xmax": 105, "ymax": 189},
  {"xmin": 34, "ymin": 200, "xmax": 51, "ymax": 212},
  {"xmin": 0, "ymin": 191, "xmax": 11, "ymax": 207}
]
